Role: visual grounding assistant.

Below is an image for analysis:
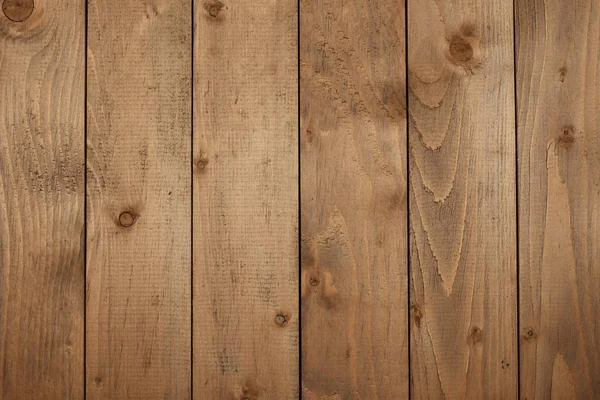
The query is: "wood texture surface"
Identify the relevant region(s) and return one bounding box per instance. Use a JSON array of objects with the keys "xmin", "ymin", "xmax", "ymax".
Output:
[
  {"xmin": 408, "ymin": 0, "xmax": 517, "ymax": 398},
  {"xmin": 300, "ymin": 0, "xmax": 408, "ymax": 397},
  {"xmin": 0, "ymin": 0, "xmax": 85, "ymax": 398},
  {"xmin": 516, "ymin": 0, "xmax": 600, "ymax": 397},
  {"xmin": 86, "ymin": 0, "xmax": 192, "ymax": 397},
  {"xmin": 193, "ymin": 0, "xmax": 299, "ymax": 398},
  {"xmin": 3, "ymin": 0, "xmax": 600, "ymax": 398}
]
